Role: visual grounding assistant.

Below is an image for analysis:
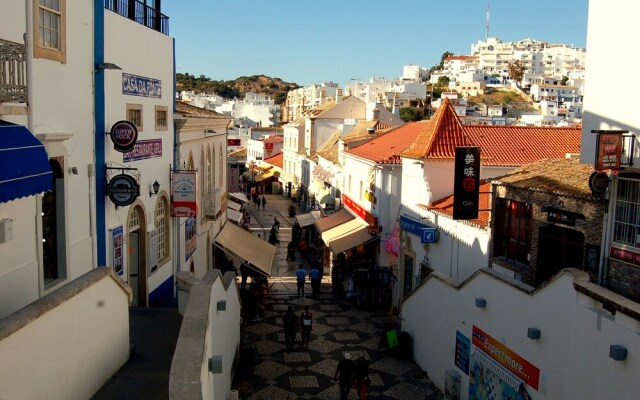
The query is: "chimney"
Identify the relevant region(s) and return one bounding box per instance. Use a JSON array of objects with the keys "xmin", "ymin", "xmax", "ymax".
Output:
[{"xmin": 336, "ymin": 87, "xmax": 343, "ymax": 103}]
